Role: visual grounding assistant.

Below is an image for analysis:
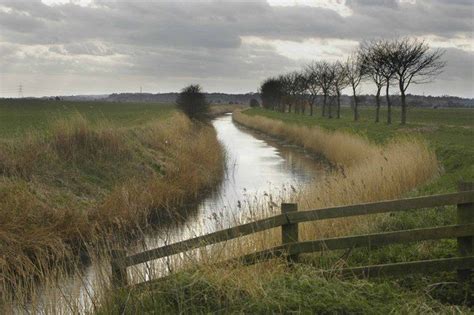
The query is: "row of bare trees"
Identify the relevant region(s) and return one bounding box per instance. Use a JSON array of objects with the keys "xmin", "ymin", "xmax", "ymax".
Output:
[{"xmin": 259, "ymin": 38, "xmax": 445, "ymax": 124}]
